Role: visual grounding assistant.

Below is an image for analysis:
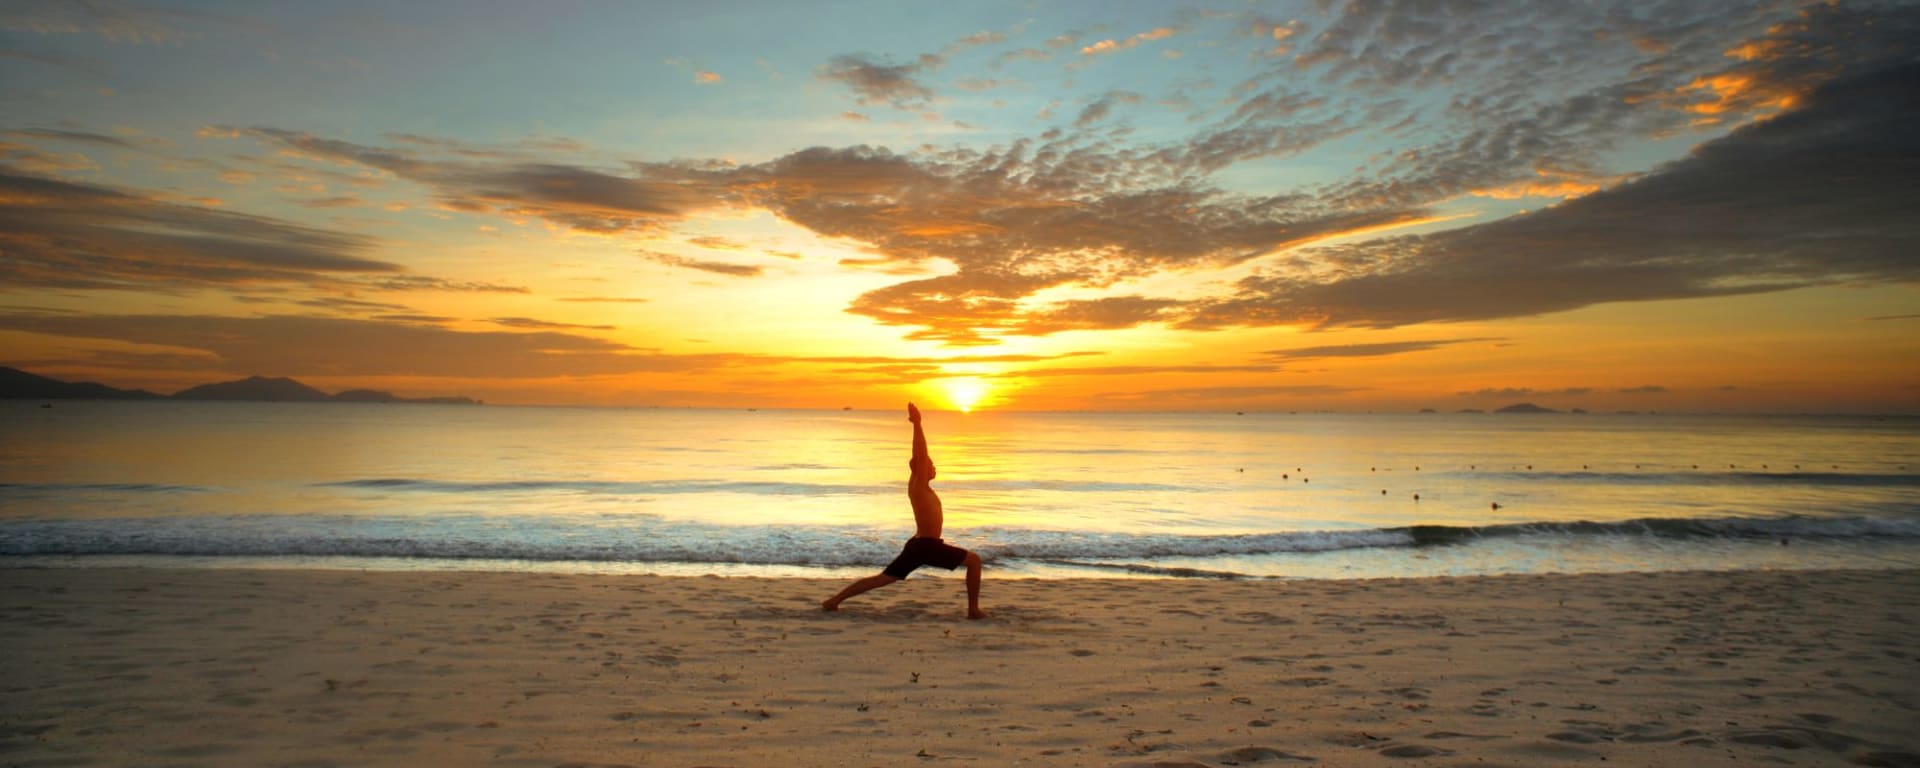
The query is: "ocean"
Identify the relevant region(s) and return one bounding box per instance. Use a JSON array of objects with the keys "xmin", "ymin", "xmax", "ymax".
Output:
[{"xmin": 2, "ymin": 400, "xmax": 1917, "ymax": 579}]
